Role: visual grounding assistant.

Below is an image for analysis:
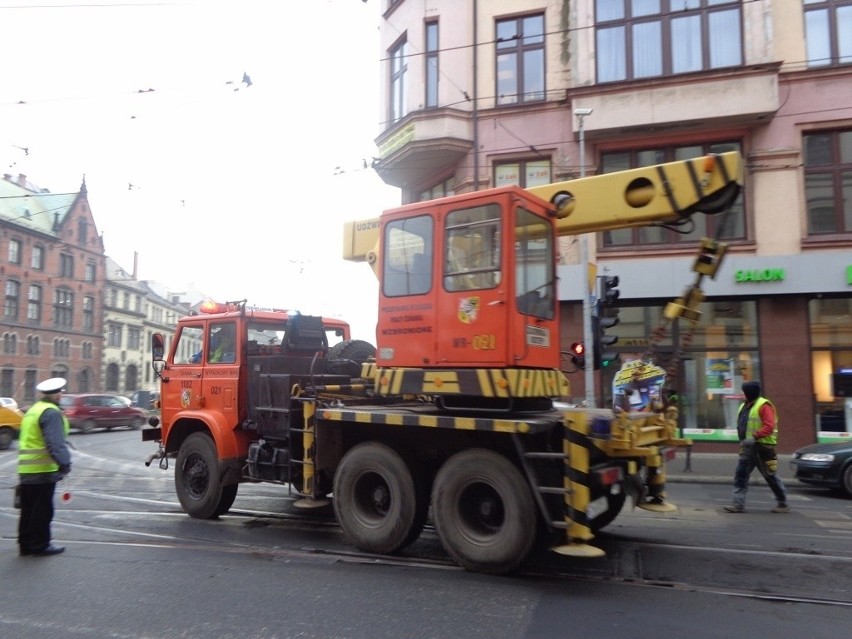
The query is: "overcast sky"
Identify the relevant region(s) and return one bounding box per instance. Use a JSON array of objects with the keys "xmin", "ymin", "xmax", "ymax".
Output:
[{"xmin": 0, "ymin": 0, "xmax": 399, "ymax": 341}]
